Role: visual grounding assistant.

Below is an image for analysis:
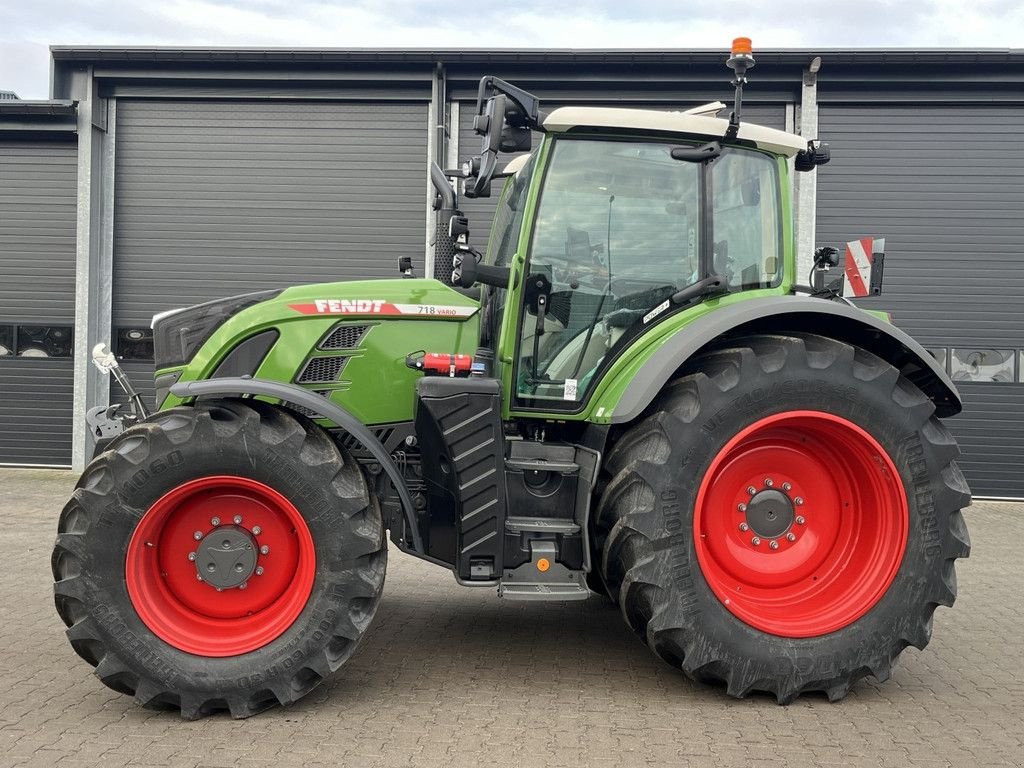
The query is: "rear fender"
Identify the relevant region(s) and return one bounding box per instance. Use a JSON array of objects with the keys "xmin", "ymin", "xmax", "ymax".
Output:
[{"xmin": 610, "ymin": 296, "xmax": 960, "ymax": 424}]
